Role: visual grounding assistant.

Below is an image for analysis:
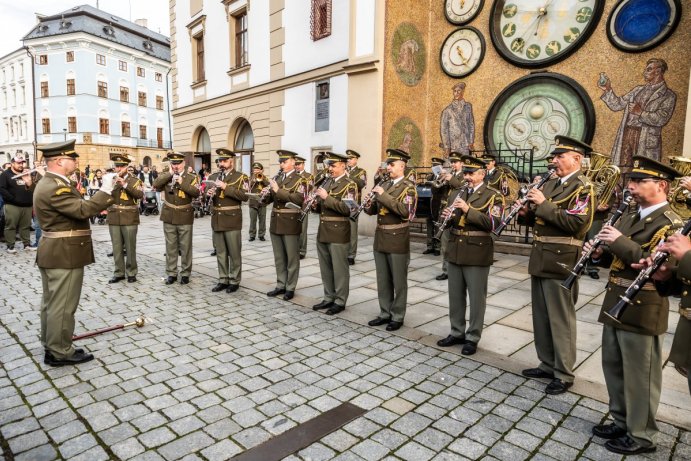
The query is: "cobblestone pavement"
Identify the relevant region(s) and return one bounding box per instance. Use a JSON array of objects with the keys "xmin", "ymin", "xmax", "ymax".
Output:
[{"xmin": 1, "ymin": 215, "xmax": 690, "ymax": 460}]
